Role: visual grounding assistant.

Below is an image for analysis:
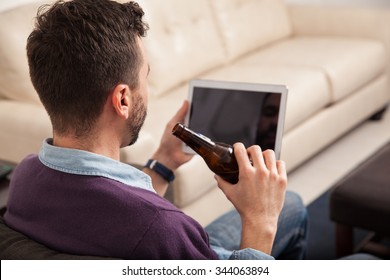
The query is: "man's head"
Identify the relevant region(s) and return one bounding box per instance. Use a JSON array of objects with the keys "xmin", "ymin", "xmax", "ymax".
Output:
[{"xmin": 27, "ymin": 0, "xmax": 149, "ymax": 145}]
